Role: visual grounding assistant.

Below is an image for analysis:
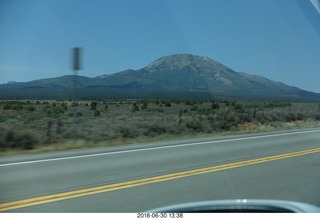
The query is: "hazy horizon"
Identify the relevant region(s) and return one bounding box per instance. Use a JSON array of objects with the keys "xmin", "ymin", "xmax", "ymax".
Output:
[{"xmin": 1, "ymin": 0, "xmax": 320, "ymax": 93}]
